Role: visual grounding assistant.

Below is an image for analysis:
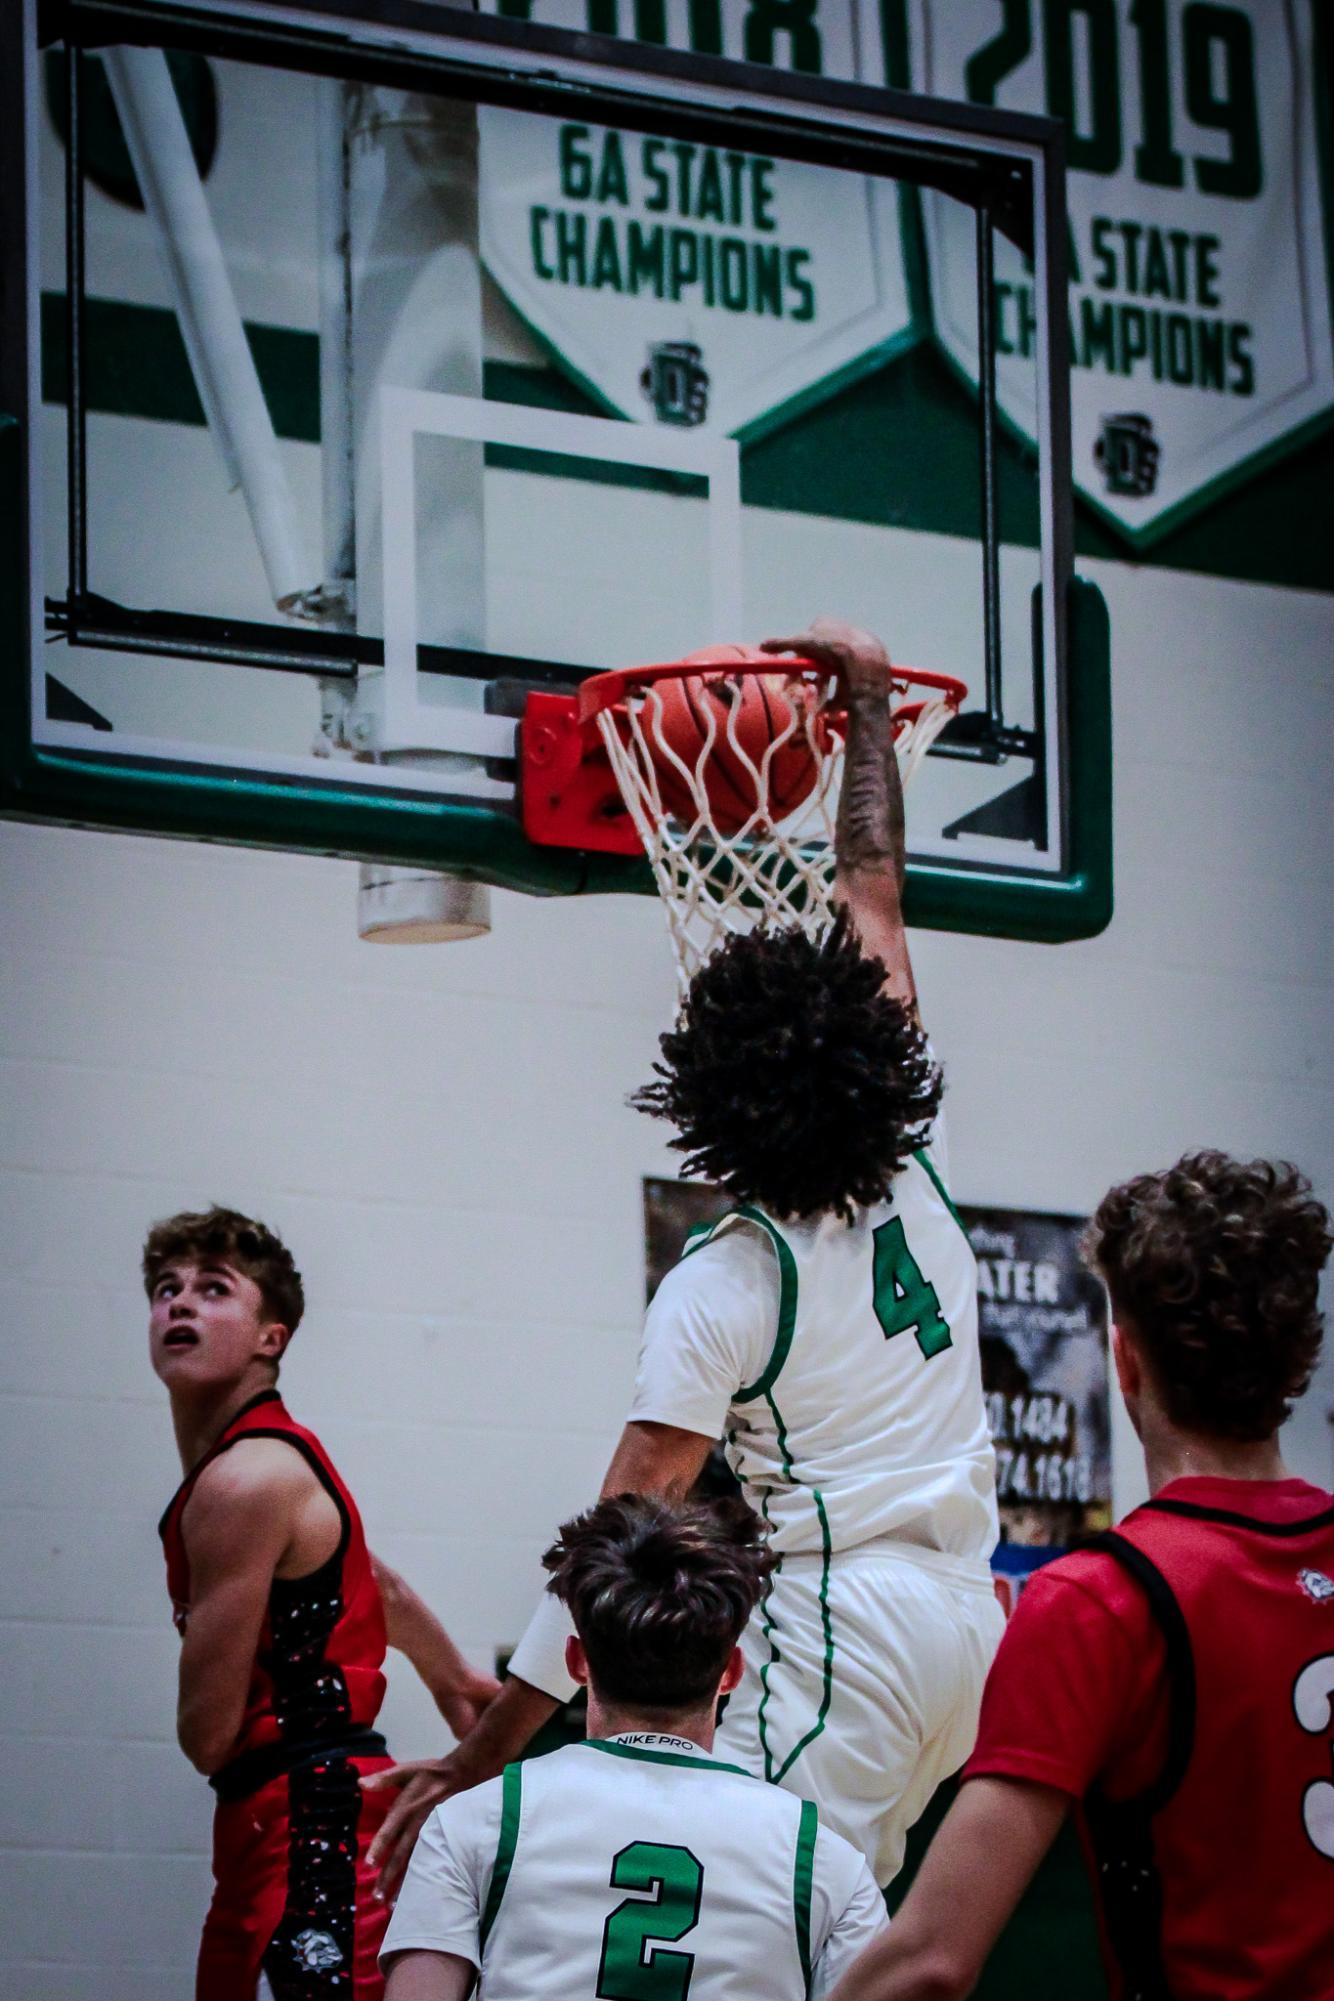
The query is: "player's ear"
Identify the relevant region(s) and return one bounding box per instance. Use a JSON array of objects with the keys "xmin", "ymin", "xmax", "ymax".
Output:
[
  {"xmin": 565, "ymin": 1636, "xmax": 590, "ymax": 1689},
  {"xmin": 718, "ymin": 1645, "xmax": 745, "ymax": 1697},
  {"xmin": 256, "ymin": 1321, "xmax": 288, "ymax": 1367},
  {"xmin": 1111, "ymin": 1321, "xmax": 1144, "ymax": 1423}
]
